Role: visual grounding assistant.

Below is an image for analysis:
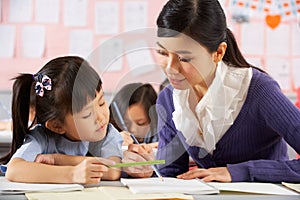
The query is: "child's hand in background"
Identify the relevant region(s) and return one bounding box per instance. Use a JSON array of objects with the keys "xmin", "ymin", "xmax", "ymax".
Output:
[
  {"xmin": 122, "ymin": 144, "xmax": 154, "ymax": 178},
  {"xmin": 120, "ymin": 131, "xmax": 134, "ymax": 146}
]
